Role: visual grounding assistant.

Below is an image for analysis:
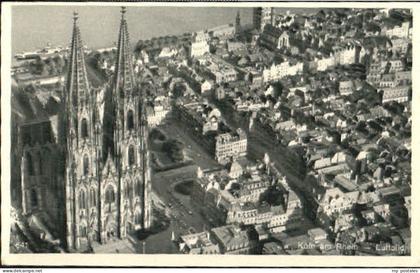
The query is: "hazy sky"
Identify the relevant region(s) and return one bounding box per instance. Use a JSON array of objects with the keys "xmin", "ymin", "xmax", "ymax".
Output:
[{"xmin": 12, "ymin": 6, "xmax": 253, "ymax": 54}]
